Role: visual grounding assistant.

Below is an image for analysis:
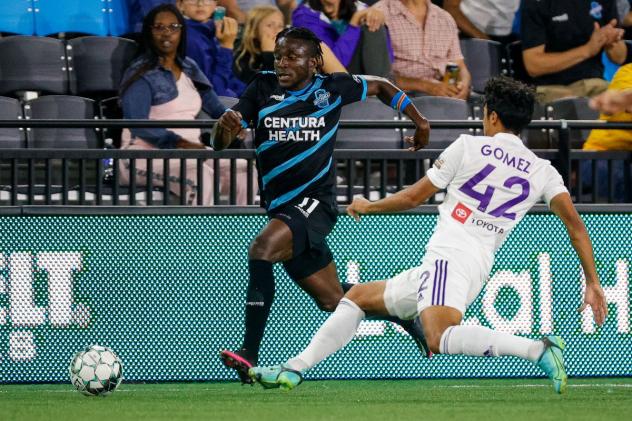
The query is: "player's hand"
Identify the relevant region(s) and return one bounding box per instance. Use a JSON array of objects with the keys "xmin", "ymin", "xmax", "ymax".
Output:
[
  {"xmin": 405, "ymin": 119, "xmax": 430, "ymax": 151},
  {"xmin": 578, "ymin": 282, "xmax": 608, "ymax": 326},
  {"xmin": 215, "ymin": 17, "xmax": 239, "ymax": 49},
  {"xmin": 218, "ymin": 109, "xmax": 243, "ymax": 135},
  {"xmin": 347, "ymin": 197, "xmax": 371, "ymax": 222}
]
